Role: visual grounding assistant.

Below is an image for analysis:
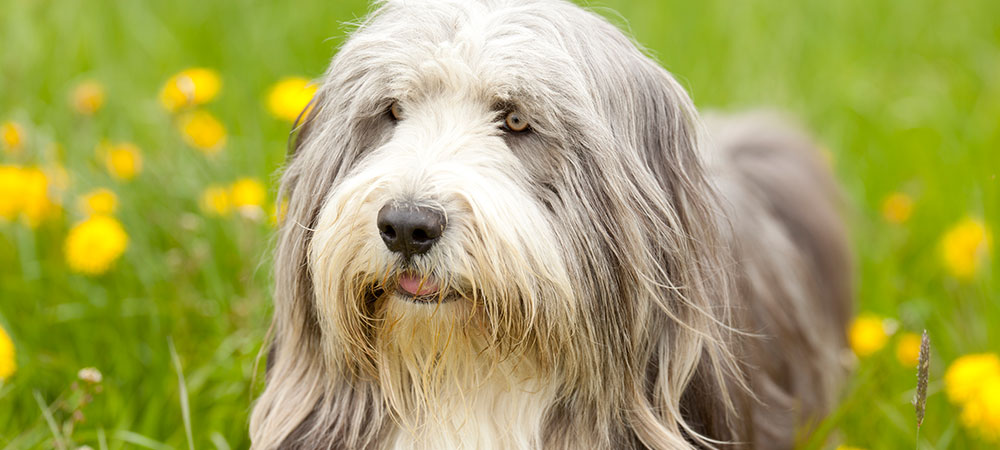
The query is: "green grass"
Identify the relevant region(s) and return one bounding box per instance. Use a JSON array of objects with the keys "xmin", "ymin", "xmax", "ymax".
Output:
[{"xmin": 1, "ymin": 0, "xmax": 997, "ymax": 448}]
